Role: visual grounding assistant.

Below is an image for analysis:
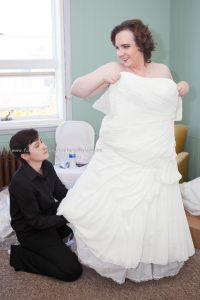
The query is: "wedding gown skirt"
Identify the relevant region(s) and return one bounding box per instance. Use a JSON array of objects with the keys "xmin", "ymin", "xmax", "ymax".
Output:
[{"xmin": 57, "ymin": 72, "xmax": 194, "ymax": 283}]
